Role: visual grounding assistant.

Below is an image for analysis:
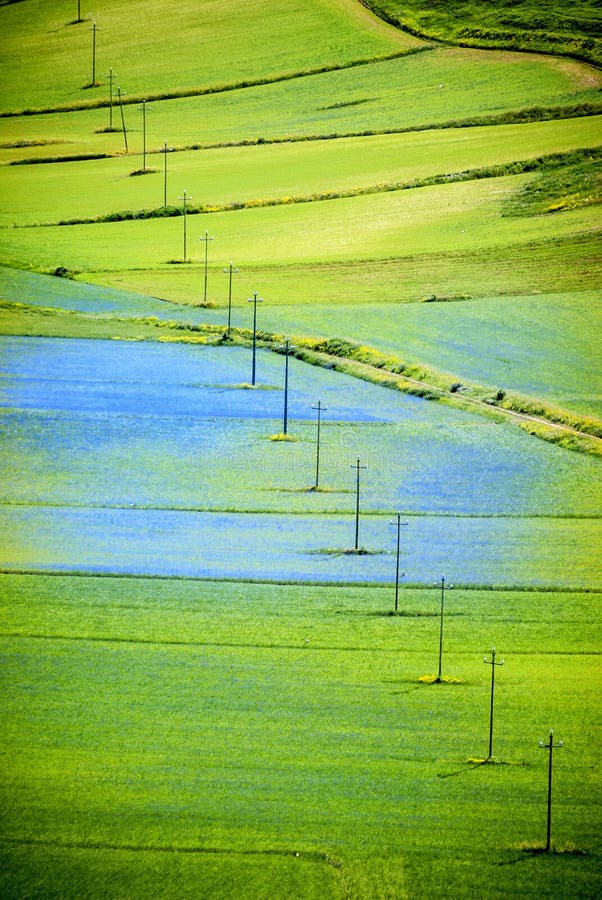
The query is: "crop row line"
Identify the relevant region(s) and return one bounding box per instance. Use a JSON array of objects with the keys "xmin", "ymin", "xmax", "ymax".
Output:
[
  {"xmin": 0, "ymin": 835, "xmax": 335, "ymax": 864},
  {"xmin": 1, "ymin": 632, "xmax": 599, "ymax": 656}
]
